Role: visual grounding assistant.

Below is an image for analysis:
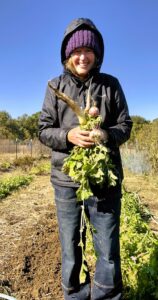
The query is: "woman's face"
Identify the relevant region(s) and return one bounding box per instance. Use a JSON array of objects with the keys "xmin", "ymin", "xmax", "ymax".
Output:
[{"xmin": 70, "ymin": 47, "xmax": 96, "ymax": 79}]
